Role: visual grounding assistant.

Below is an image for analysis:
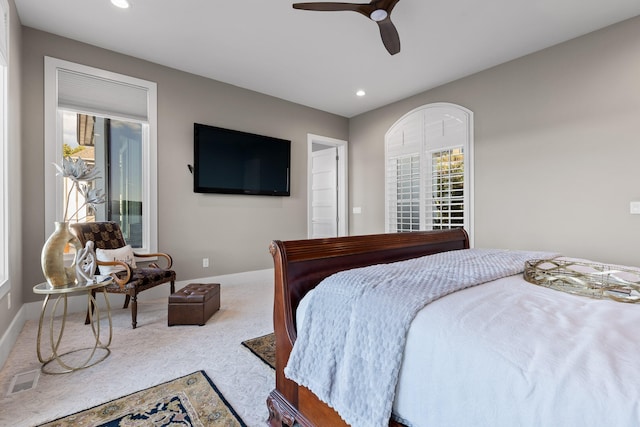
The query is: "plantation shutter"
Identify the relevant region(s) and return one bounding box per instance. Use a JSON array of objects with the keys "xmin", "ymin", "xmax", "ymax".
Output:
[
  {"xmin": 426, "ymin": 147, "xmax": 465, "ymax": 230},
  {"xmin": 385, "ymin": 113, "xmax": 422, "ymax": 232}
]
